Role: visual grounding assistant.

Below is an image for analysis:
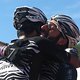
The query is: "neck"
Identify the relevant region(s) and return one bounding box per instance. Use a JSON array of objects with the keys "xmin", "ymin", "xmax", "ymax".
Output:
[{"xmin": 18, "ymin": 35, "xmax": 26, "ymax": 40}]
